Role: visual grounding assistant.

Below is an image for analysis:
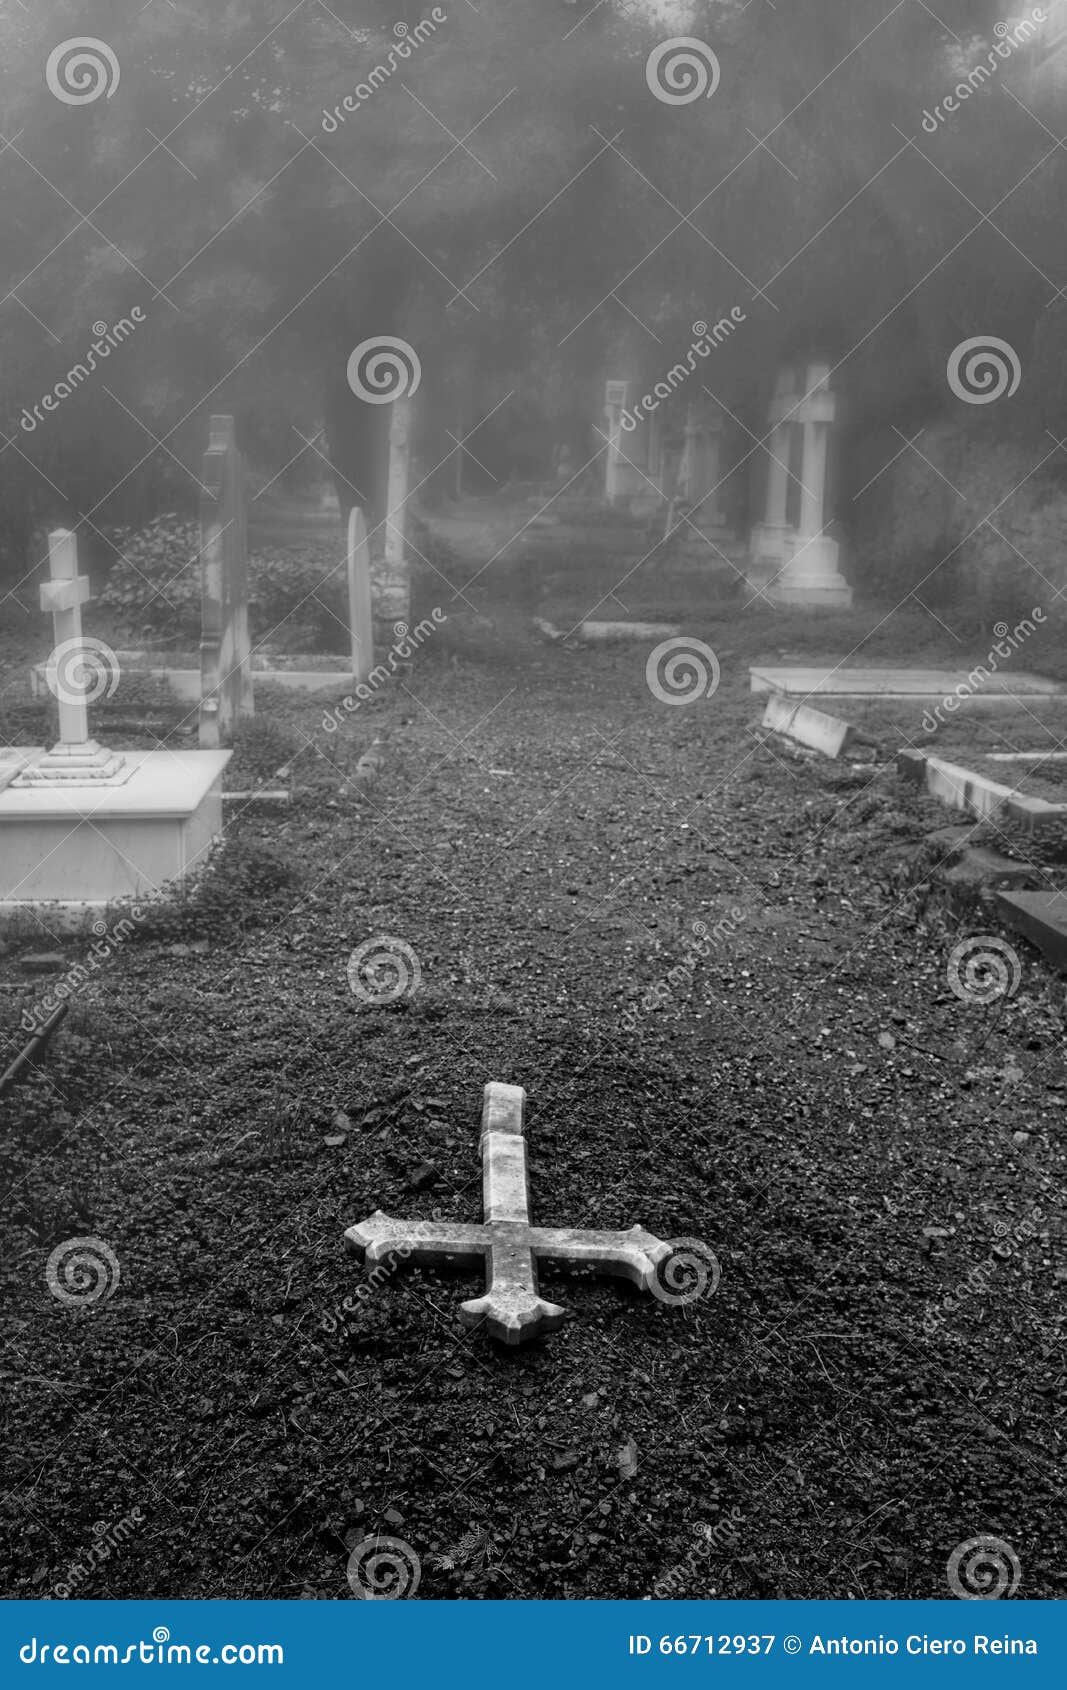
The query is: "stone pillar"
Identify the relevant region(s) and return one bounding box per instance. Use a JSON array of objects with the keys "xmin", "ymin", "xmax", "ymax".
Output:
[
  {"xmin": 347, "ymin": 505, "xmax": 374, "ymax": 686},
  {"xmin": 199, "ymin": 415, "xmax": 253, "ymax": 748},
  {"xmin": 379, "ymin": 395, "xmax": 412, "ymax": 631},
  {"xmin": 603, "ymin": 380, "xmax": 630, "ymax": 505},
  {"xmin": 770, "ymin": 361, "xmax": 851, "ymax": 609},
  {"xmin": 748, "ymin": 368, "xmax": 798, "ymax": 588}
]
